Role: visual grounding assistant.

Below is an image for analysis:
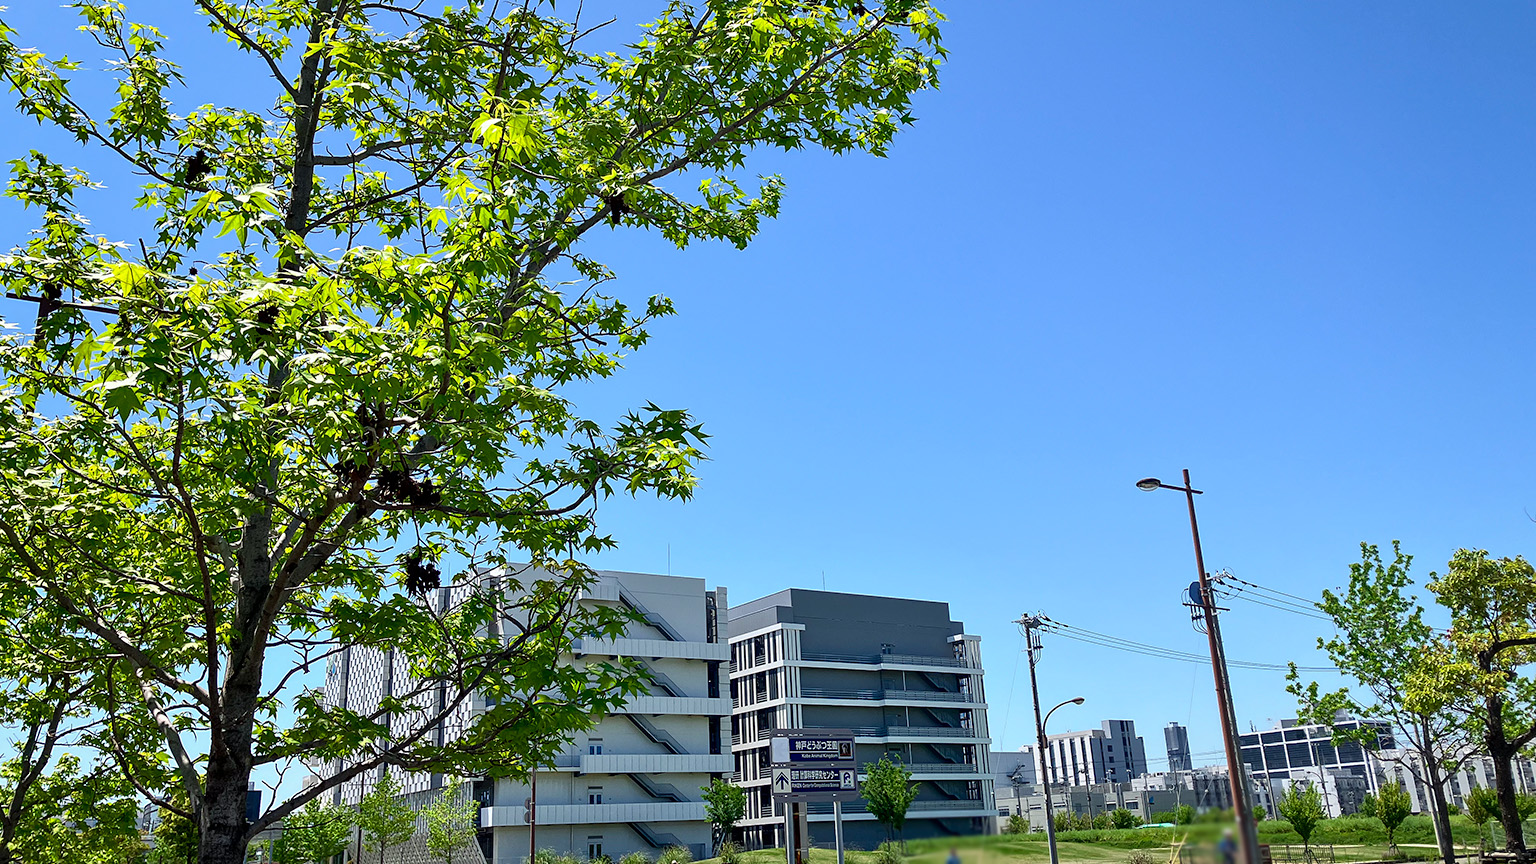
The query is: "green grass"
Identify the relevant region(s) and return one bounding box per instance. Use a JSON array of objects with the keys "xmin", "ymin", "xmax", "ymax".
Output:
[{"xmin": 701, "ymin": 814, "xmax": 1523, "ymax": 864}]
